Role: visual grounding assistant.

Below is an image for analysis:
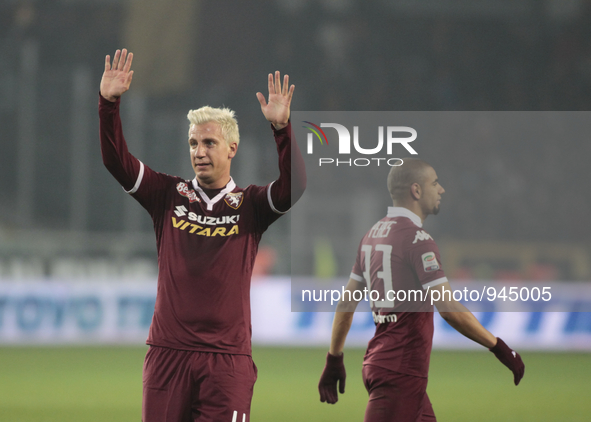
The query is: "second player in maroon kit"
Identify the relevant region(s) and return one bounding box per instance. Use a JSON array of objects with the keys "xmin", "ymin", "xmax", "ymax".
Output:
[
  {"xmin": 350, "ymin": 207, "xmax": 445, "ymax": 421},
  {"xmin": 99, "ymin": 49, "xmax": 305, "ymax": 422},
  {"xmin": 318, "ymin": 159, "xmax": 524, "ymax": 422}
]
